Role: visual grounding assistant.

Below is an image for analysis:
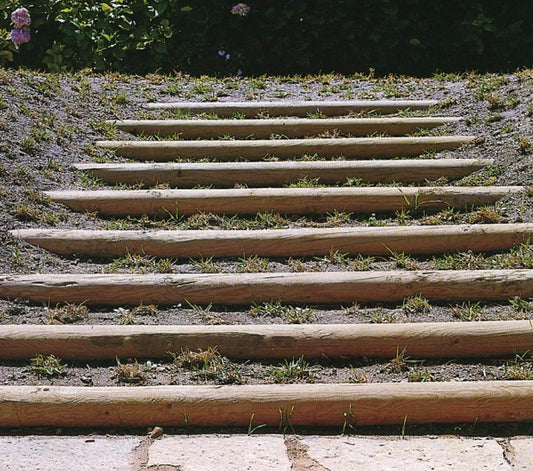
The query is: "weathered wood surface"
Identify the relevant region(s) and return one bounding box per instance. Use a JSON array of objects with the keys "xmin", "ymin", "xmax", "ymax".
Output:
[
  {"xmin": 12, "ymin": 223, "xmax": 533, "ymax": 258},
  {"xmin": 1, "ymin": 381, "xmax": 533, "ymax": 427},
  {"xmin": 96, "ymin": 136, "xmax": 476, "ymax": 160},
  {"xmin": 109, "ymin": 117, "xmax": 461, "ymax": 138},
  {"xmin": 2, "ymin": 321, "xmax": 532, "ymax": 360},
  {"xmin": 144, "ymin": 99, "xmax": 439, "ymax": 116},
  {"xmin": 45, "ymin": 186, "xmax": 521, "ymax": 216},
  {"xmin": 74, "ymin": 158, "xmax": 492, "ymax": 187},
  {"xmin": 2, "ymin": 270, "xmax": 533, "ymax": 305}
]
